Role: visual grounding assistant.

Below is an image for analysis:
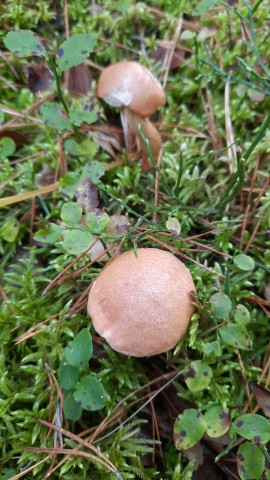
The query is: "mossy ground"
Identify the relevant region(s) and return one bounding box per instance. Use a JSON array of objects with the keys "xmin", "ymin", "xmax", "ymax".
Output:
[{"xmin": 0, "ymin": 1, "xmax": 270, "ymax": 479}]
